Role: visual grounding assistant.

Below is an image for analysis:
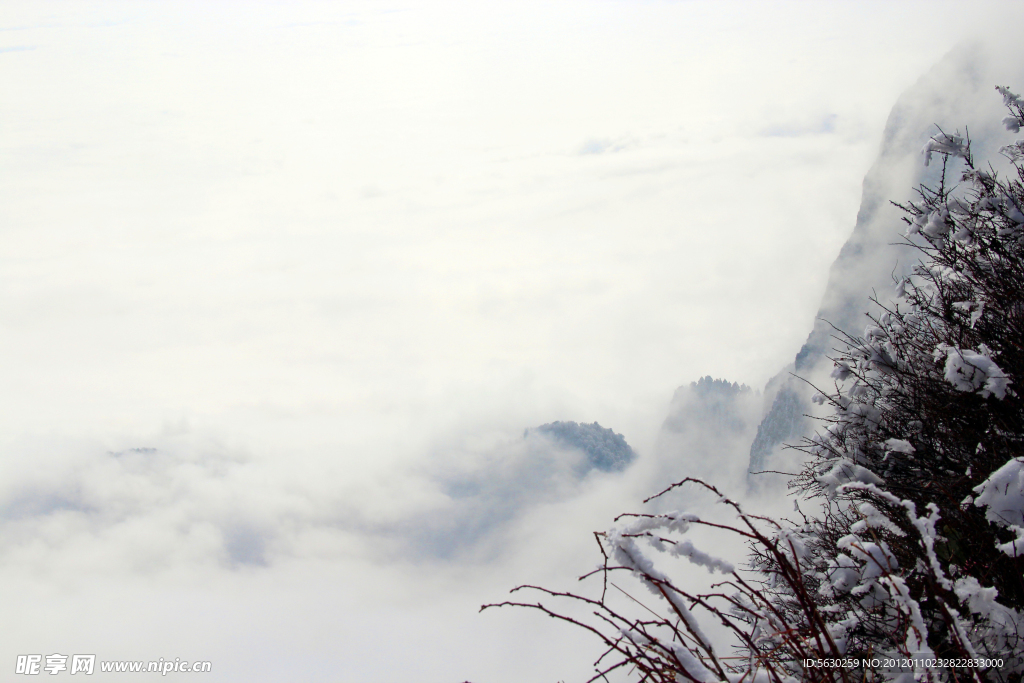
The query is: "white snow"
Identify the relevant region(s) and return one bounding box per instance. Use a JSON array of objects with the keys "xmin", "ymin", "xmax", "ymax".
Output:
[
  {"xmin": 973, "ymin": 457, "xmax": 1024, "ymax": 556},
  {"xmin": 816, "ymin": 459, "xmax": 884, "ymax": 498},
  {"xmin": 882, "ymin": 438, "xmax": 915, "ymax": 455},
  {"xmin": 935, "ymin": 344, "xmax": 1011, "ymax": 399},
  {"xmin": 922, "ymin": 133, "xmax": 966, "ymax": 166}
]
